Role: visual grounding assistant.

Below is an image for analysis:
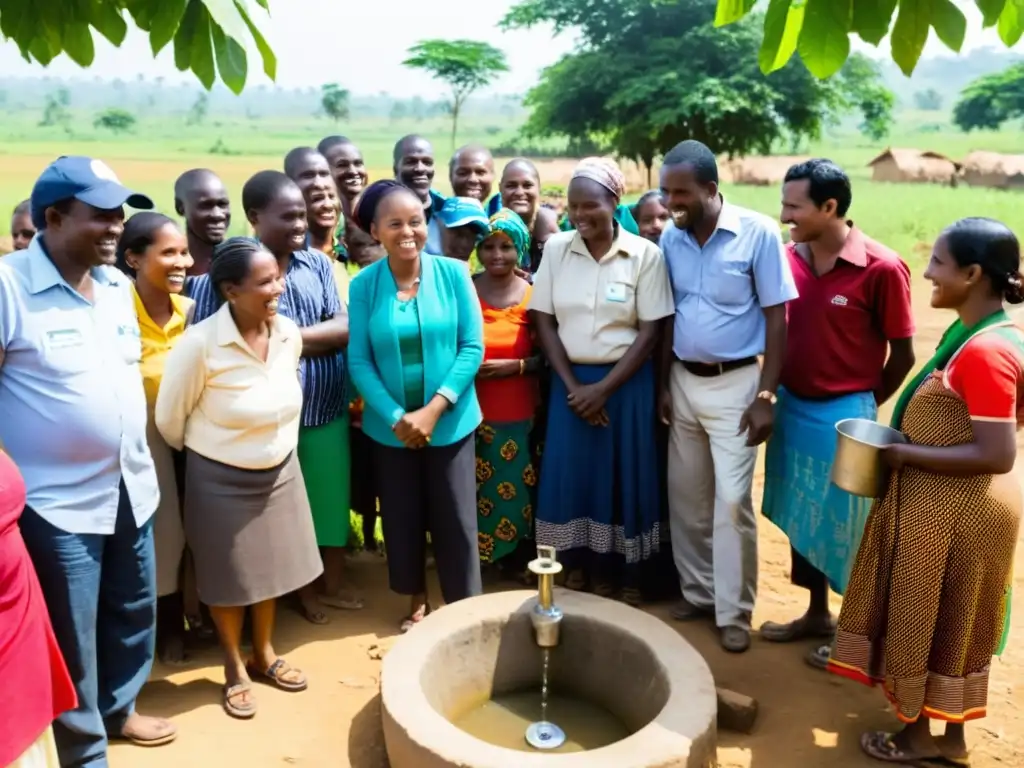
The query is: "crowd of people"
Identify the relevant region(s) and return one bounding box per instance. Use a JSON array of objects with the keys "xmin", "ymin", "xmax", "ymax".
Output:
[{"xmin": 0, "ymin": 133, "xmax": 1020, "ymax": 768}]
